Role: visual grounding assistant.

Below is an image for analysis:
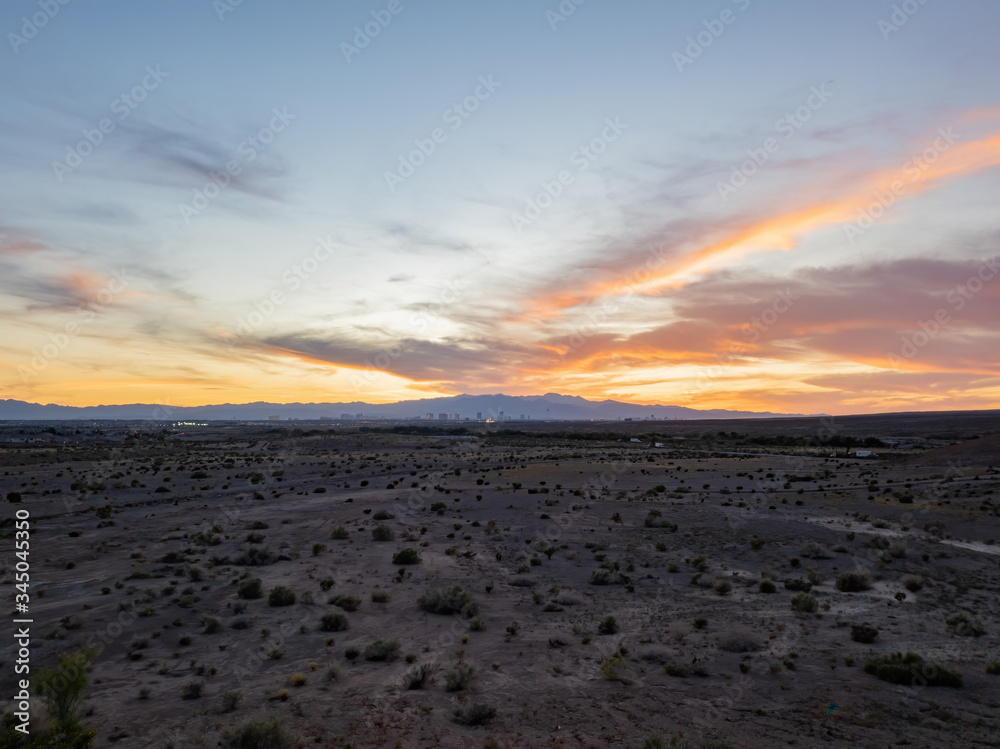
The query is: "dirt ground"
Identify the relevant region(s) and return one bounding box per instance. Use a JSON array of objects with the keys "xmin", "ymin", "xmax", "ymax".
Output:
[{"xmin": 1, "ymin": 418, "xmax": 999, "ymax": 748}]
